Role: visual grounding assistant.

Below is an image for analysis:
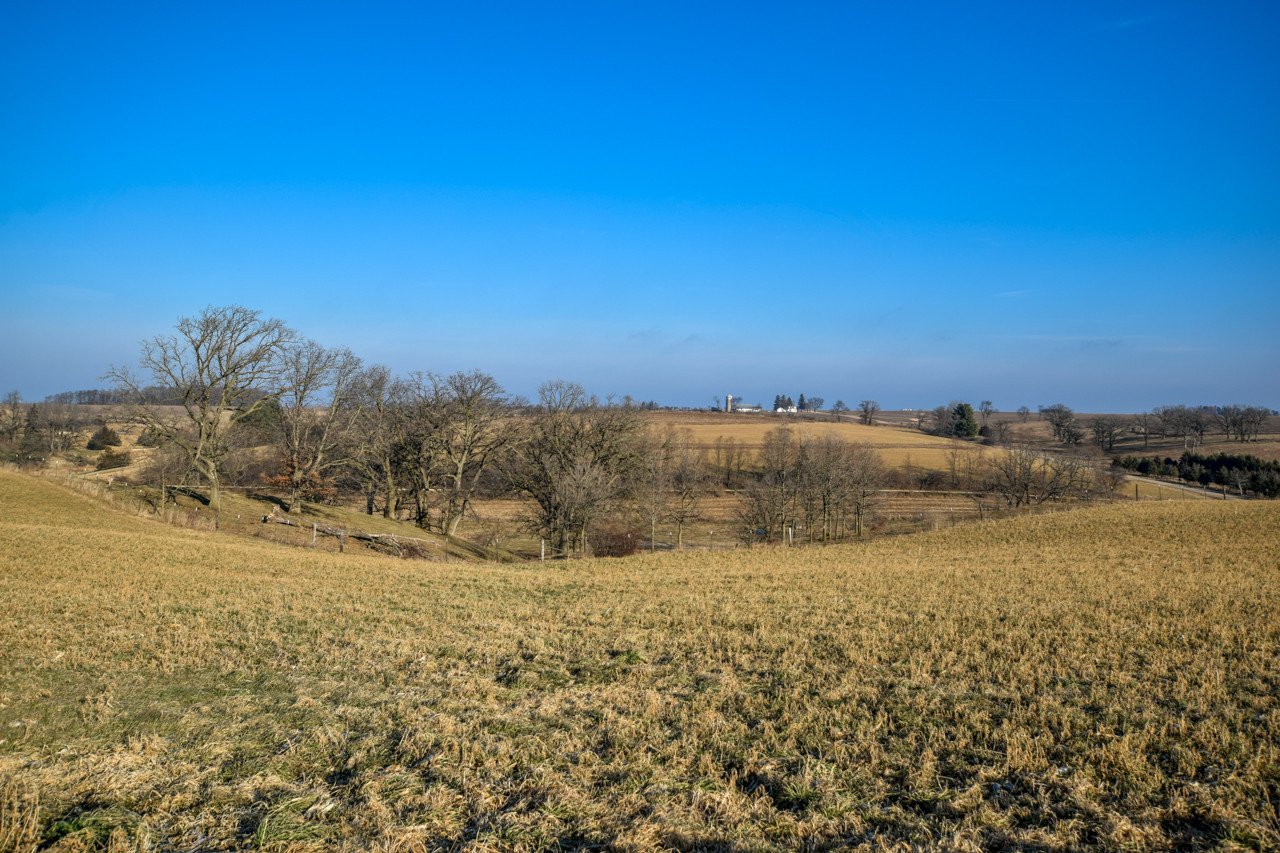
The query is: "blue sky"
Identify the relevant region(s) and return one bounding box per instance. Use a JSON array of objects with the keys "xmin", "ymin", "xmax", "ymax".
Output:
[{"xmin": 2, "ymin": 1, "xmax": 1277, "ymax": 411}]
